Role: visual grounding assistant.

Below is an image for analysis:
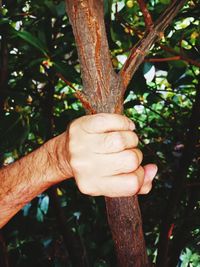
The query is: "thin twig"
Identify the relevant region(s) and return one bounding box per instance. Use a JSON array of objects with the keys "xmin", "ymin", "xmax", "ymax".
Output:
[
  {"xmin": 55, "ymin": 72, "xmax": 96, "ymax": 114},
  {"xmin": 145, "ymin": 56, "xmax": 180, "ymax": 62},
  {"xmin": 120, "ymin": 0, "xmax": 187, "ymax": 89},
  {"xmin": 55, "ymin": 72, "xmax": 77, "ymax": 91},
  {"xmin": 137, "ymin": 0, "xmax": 154, "ymax": 30},
  {"xmin": 159, "ymin": 44, "xmax": 200, "ymax": 68},
  {"xmin": 75, "ymin": 91, "xmax": 96, "ymax": 114}
]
